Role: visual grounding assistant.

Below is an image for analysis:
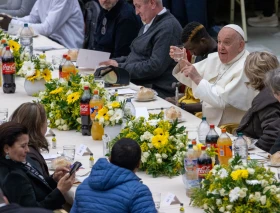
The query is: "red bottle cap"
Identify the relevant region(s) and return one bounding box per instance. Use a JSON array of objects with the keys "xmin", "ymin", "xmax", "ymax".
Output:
[
  {"xmin": 93, "ymin": 90, "xmax": 98, "ymax": 95},
  {"xmin": 6, "ymin": 46, "xmax": 10, "ymax": 50},
  {"xmin": 63, "ymin": 54, "xmax": 67, "ymax": 58},
  {"xmin": 84, "ymin": 86, "xmax": 89, "ymax": 90},
  {"xmin": 201, "ymin": 146, "xmax": 206, "ymax": 150},
  {"xmin": 66, "ymin": 56, "xmax": 71, "ymax": 60},
  {"xmin": 221, "ymin": 128, "xmax": 226, "ymax": 133},
  {"xmin": 191, "ymin": 139, "xmax": 197, "ymax": 145},
  {"xmin": 210, "ymin": 124, "xmax": 215, "ymax": 129}
]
